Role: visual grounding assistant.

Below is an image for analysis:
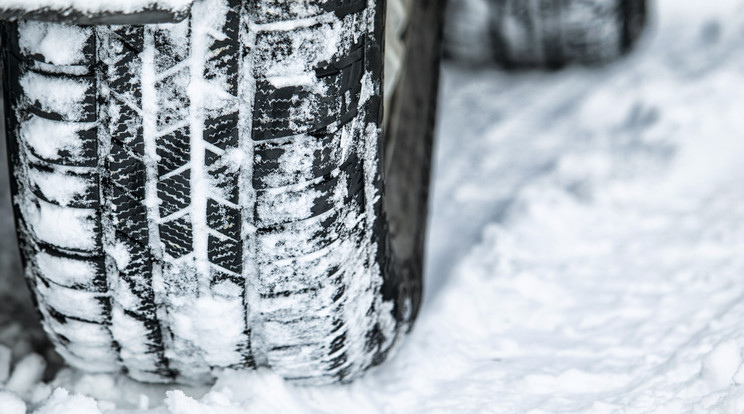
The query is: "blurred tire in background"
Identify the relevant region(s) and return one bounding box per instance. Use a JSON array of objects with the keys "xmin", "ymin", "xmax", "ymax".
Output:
[{"xmin": 444, "ymin": 0, "xmax": 648, "ymax": 67}]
